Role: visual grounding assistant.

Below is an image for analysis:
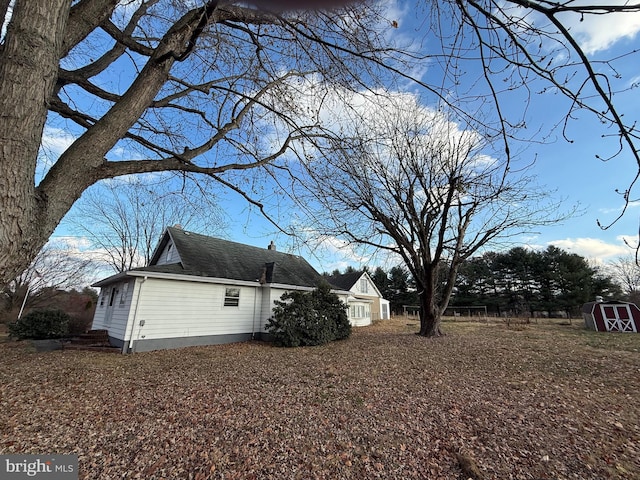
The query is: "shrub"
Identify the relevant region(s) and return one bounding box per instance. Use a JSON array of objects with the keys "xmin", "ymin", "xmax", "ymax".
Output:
[
  {"xmin": 266, "ymin": 282, "xmax": 351, "ymax": 347},
  {"xmin": 67, "ymin": 314, "xmax": 93, "ymax": 336},
  {"xmin": 7, "ymin": 309, "xmax": 71, "ymax": 340}
]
